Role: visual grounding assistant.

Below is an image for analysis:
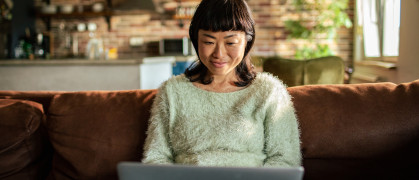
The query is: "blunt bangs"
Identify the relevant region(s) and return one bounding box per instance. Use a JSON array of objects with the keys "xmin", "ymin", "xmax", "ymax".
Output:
[
  {"xmin": 190, "ymin": 0, "xmax": 255, "ymax": 53},
  {"xmin": 199, "ymin": 0, "xmax": 253, "ymax": 34}
]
